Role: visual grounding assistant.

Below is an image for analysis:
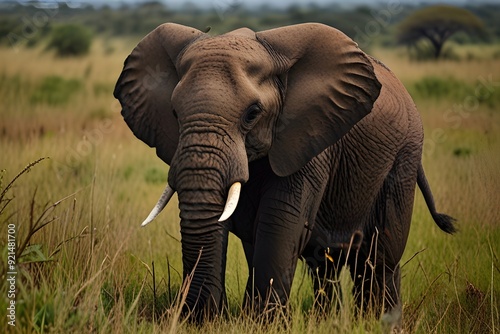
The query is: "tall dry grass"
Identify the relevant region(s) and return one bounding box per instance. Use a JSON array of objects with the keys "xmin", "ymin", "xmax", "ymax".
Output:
[{"xmin": 0, "ymin": 41, "xmax": 499, "ymax": 332}]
